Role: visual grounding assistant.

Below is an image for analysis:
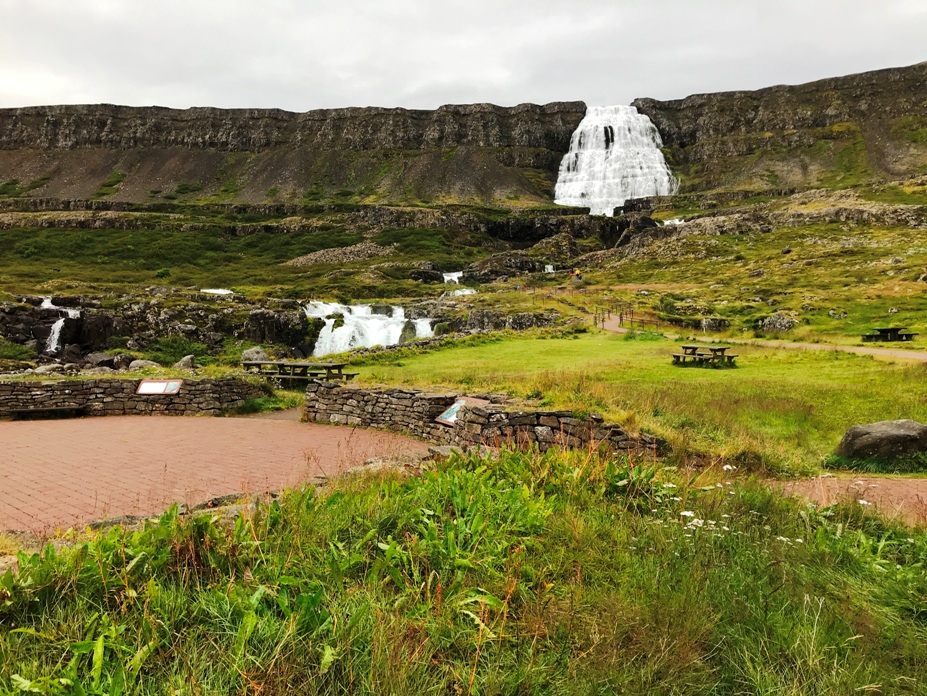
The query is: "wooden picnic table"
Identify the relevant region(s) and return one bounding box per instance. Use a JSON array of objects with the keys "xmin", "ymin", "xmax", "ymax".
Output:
[
  {"xmin": 673, "ymin": 344, "xmax": 738, "ymax": 367},
  {"xmin": 861, "ymin": 327, "xmax": 918, "ymax": 343},
  {"xmin": 241, "ymin": 360, "xmax": 357, "ymax": 382}
]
